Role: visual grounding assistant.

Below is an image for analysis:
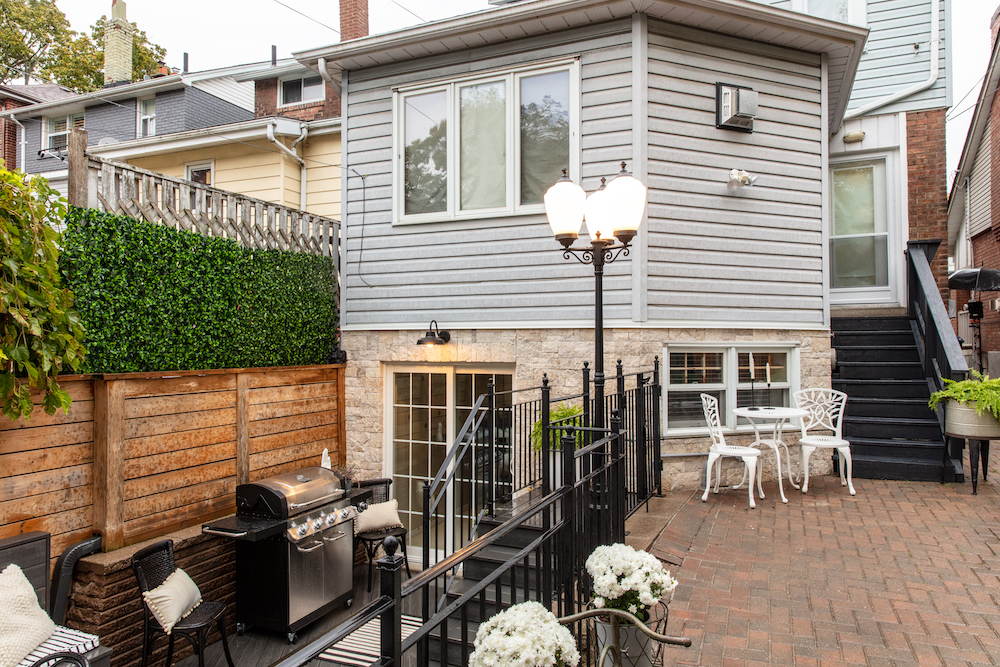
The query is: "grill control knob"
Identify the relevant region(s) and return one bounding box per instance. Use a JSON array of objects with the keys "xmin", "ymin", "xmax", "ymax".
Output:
[
  {"xmin": 297, "ymin": 524, "xmax": 308, "ymax": 537},
  {"xmin": 312, "ymin": 519, "xmax": 323, "ymax": 531},
  {"xmin": 326, "ymin": 514, "xmax": 337, "ymax": 527},
  {"xmin": 340, "ymin": 508, "xmax": 351, "ymax": 519}
]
